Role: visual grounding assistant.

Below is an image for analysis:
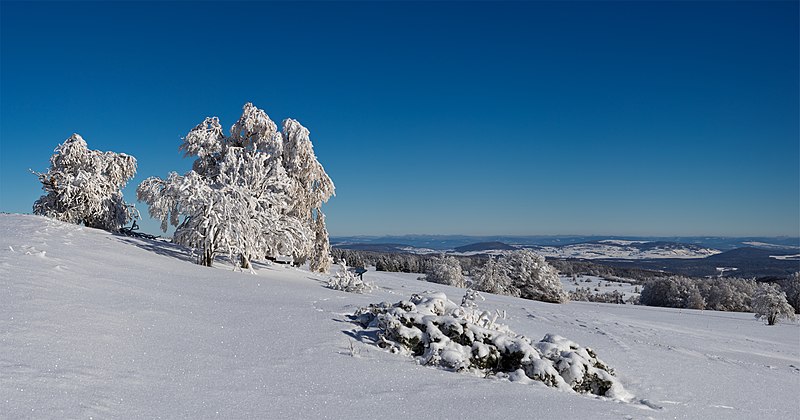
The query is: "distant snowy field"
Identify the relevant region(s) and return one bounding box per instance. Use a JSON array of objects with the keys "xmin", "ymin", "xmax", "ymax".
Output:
[{"xmin": 2, "ymin": 214, "xmax": 798, "ymax": 419}]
